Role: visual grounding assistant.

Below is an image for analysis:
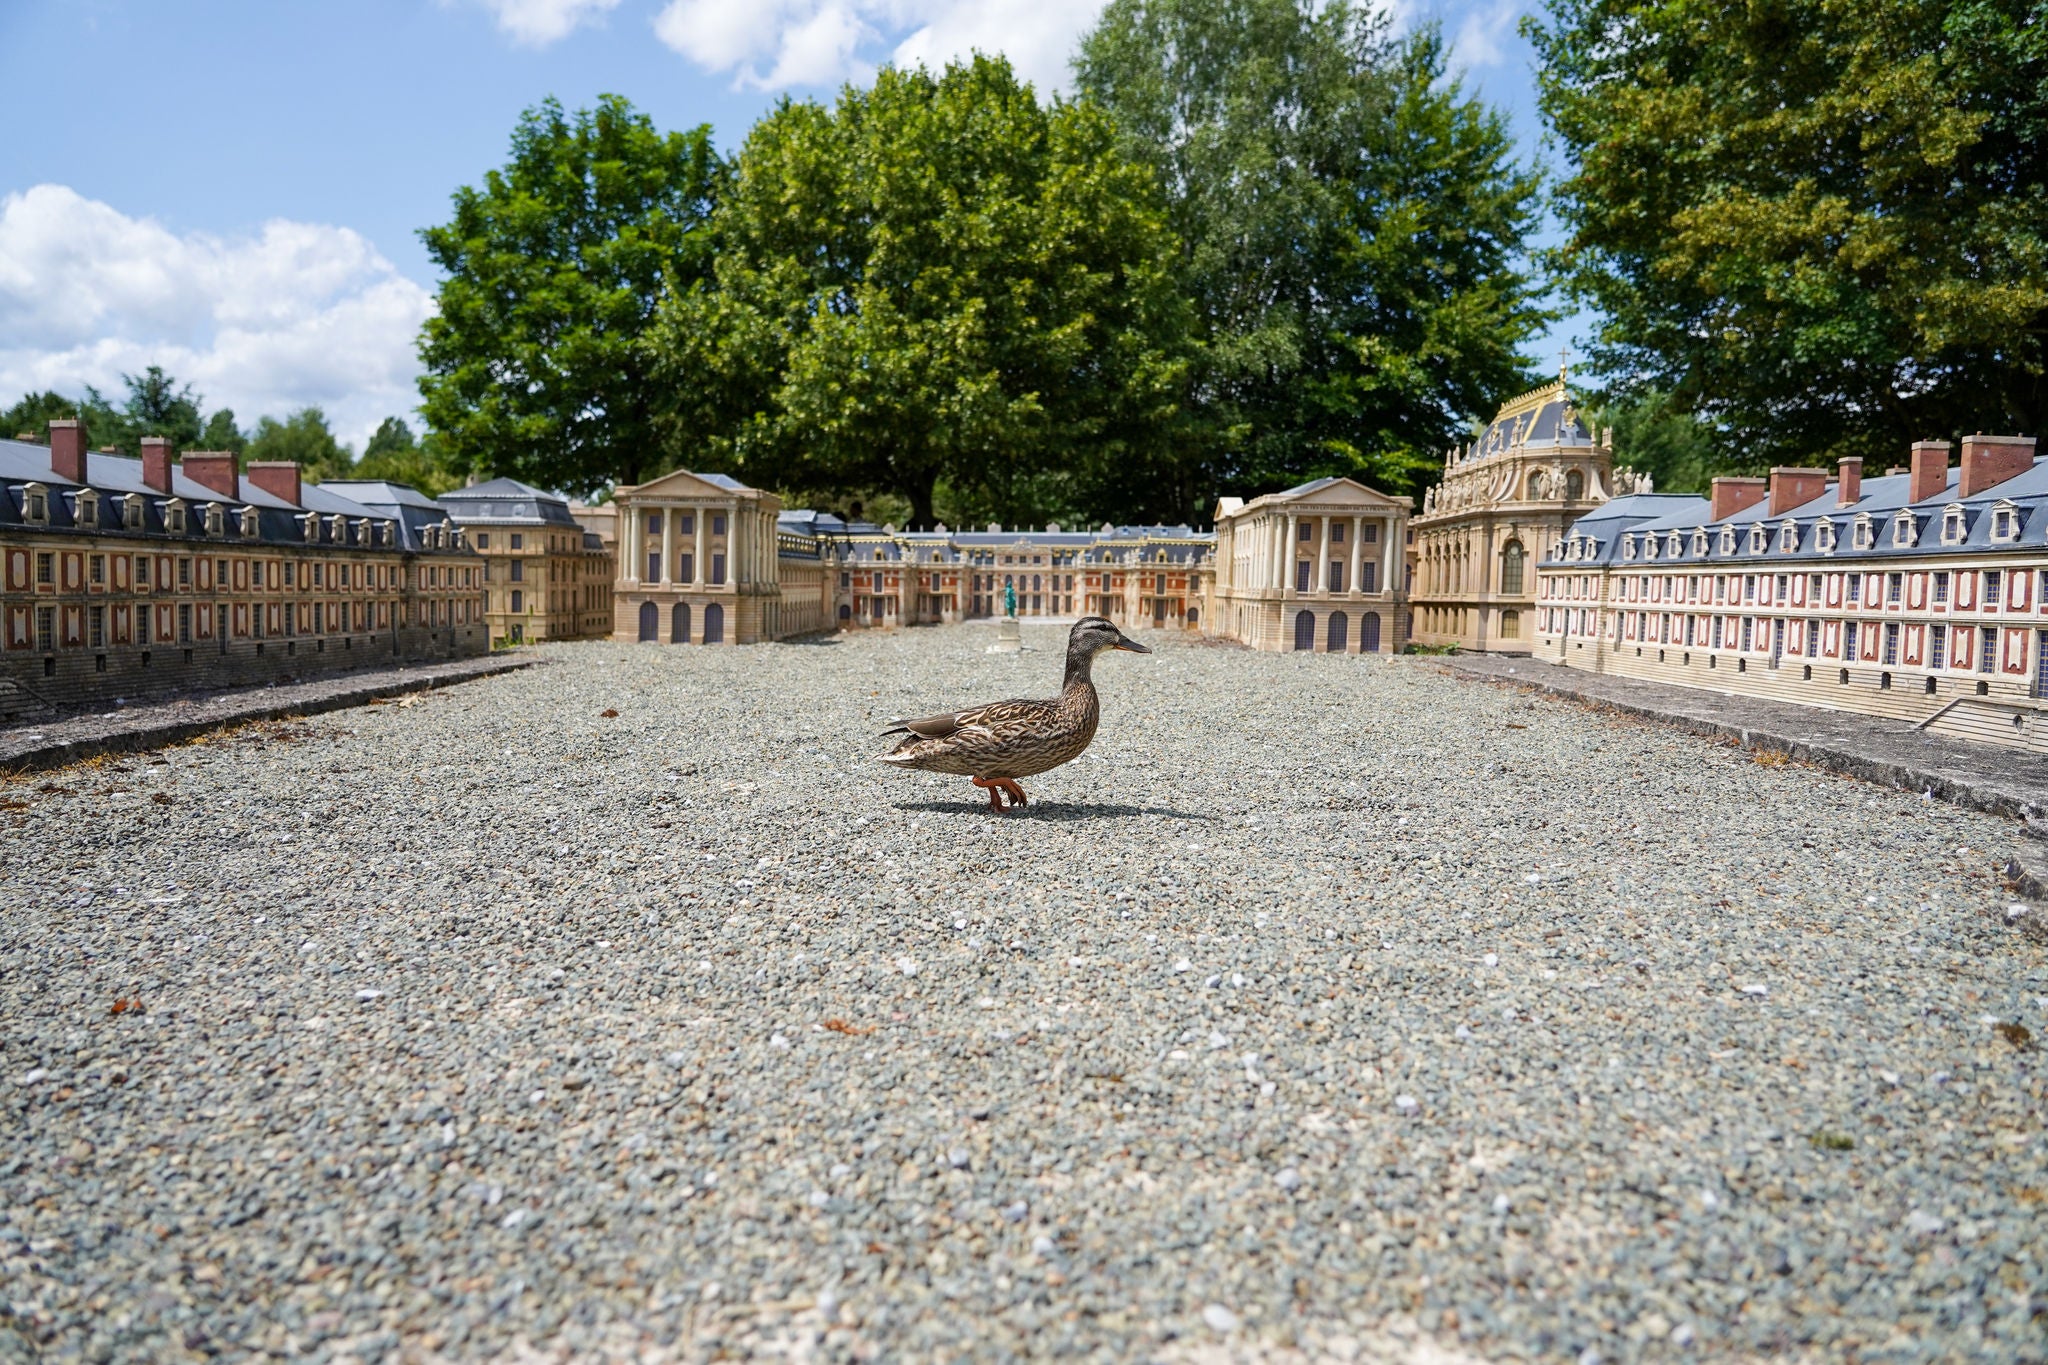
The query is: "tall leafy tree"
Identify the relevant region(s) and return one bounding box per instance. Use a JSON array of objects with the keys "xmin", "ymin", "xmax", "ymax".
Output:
[
  {"xmin": 1076, "ymin": 0, "xmax": 1546, "ymax": 500},
  {"xmin": 1529, "ymin": 0, "xmax": 2048, "ymax": 467},
  {"xmin": 417, "ymin": 94, "xmax": 724, "ymax": 495},
  {"xmin": 246, "ymin": 408, "xmax": 354, "ymax": 482},
  {"xmin": 197, "ymin": 409, "xmax": 246, "ymax": 455},
  {"xmin": 649, "ymin": 55, "xmax": 1192, "ymax": 528},
  {"xmin": 352, "ymin": 416, "xmax": 461, "ymax": 496},
  {"xmin": 2, "ymin": 391, "xmax": 79, "ymax": 443}
]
